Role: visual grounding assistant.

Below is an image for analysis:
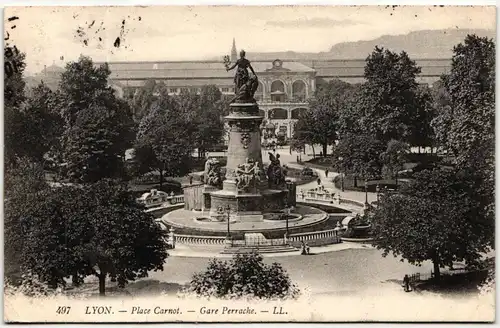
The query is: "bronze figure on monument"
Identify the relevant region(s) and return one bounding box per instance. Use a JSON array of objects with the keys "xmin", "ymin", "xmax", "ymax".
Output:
[
  {"xmin": 267, "ymin": 152, "xmax": 286, "ymax": 187},
  {"xmin": 224, "ymin": 50, "xmax": 259, "ymax": 103}
]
